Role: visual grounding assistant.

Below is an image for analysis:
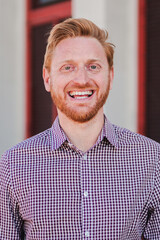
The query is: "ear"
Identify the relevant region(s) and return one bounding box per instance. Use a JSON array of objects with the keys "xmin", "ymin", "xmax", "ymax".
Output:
[
  {"xmin": 109, "ymin": 67, "xmax": 114, "ymax": 90},
  {"xmin": 43, "ymin": 67, "xmax": 51, "ymax": 92}
]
